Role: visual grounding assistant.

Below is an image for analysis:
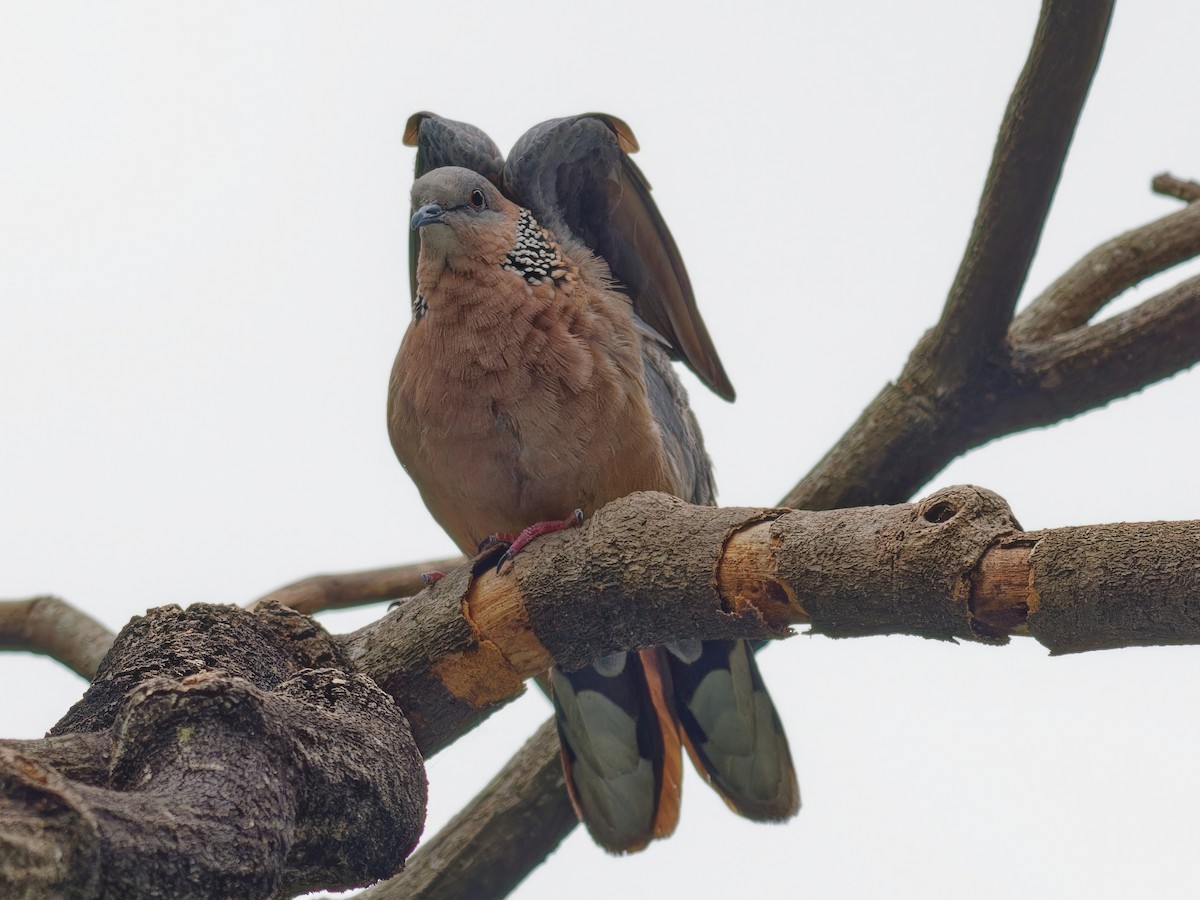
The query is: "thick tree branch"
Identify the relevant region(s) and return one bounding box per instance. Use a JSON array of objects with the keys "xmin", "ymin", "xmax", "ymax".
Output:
[
  {"xmin": 0, "ymin": 595, "xmax": 115, "ymax": 679},
  {"xmin": 340, "ymin": 487, "xmax": 1200, "ymax": 759},
  {"xmin": 11, "ymin": 486, "xmax": 1200, "ymax": 897},
  {"xmin": 785, "ymin": 184, "xmax": 1200, "ymax": 512},
  {"xmin": 9, "ymin": 489, "xmax": 1200, "ymax": 897},
  {"xmin": 930, "ymin": 0, "xmax": 1114, "ymax": 380},
  {"xmin": 0, "ymin": 604, "xmax": 426, "ymax": 899},
  {"xmin": 346, "ymin": 477, "xmax": 1200, "ymax": 898}
]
